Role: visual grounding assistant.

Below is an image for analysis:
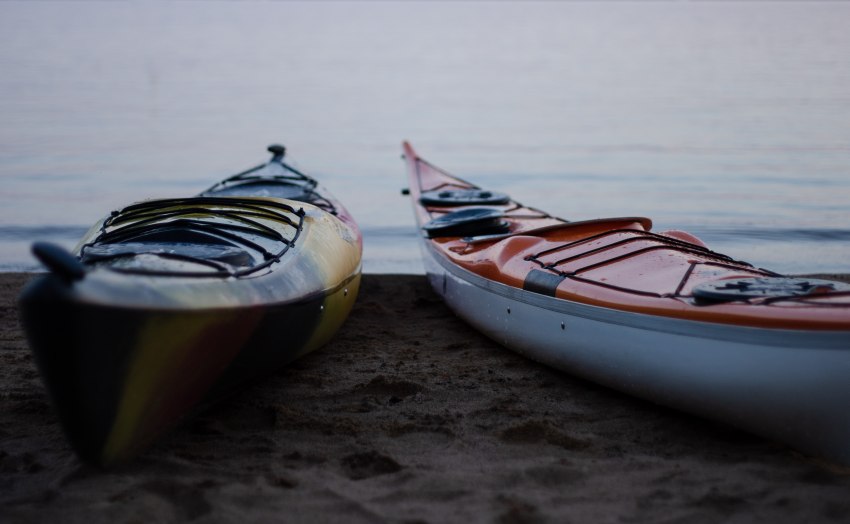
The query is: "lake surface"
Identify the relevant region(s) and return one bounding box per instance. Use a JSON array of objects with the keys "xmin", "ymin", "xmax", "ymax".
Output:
[{"xmin": 1, "ymin": 1, "xmax": 848, "ymax": 274}]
